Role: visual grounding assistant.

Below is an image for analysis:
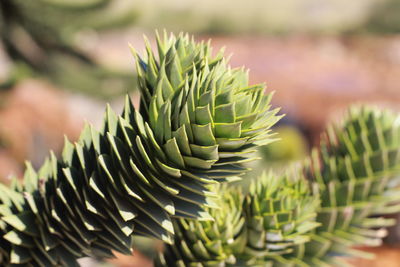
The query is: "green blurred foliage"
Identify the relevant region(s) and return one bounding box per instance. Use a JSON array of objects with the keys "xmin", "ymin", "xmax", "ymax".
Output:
[
  {"xmin": 0, "ymin": 0, "xmax": 138, "ymax": 99},
  {"xmin": 259, "ymin": 126, "xmax": 309, "ymax": 163},
  {"xmin": 135, "ymin": 0, "xmax": 377, "ymax": 34},
  {"xmin": 134, "ymin": 0, "xmax": 399, "ymax": 35},
  {"xmin": 234, "ymin": 125, "xmax": 309, "ymax": 192},
  {"xmin": 46, "ymin": 54, "xmax": 136, "ymax": 98},
  {"xmin": 364, "ymin": 0, "xmax": 400, "ymax": 33}
]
